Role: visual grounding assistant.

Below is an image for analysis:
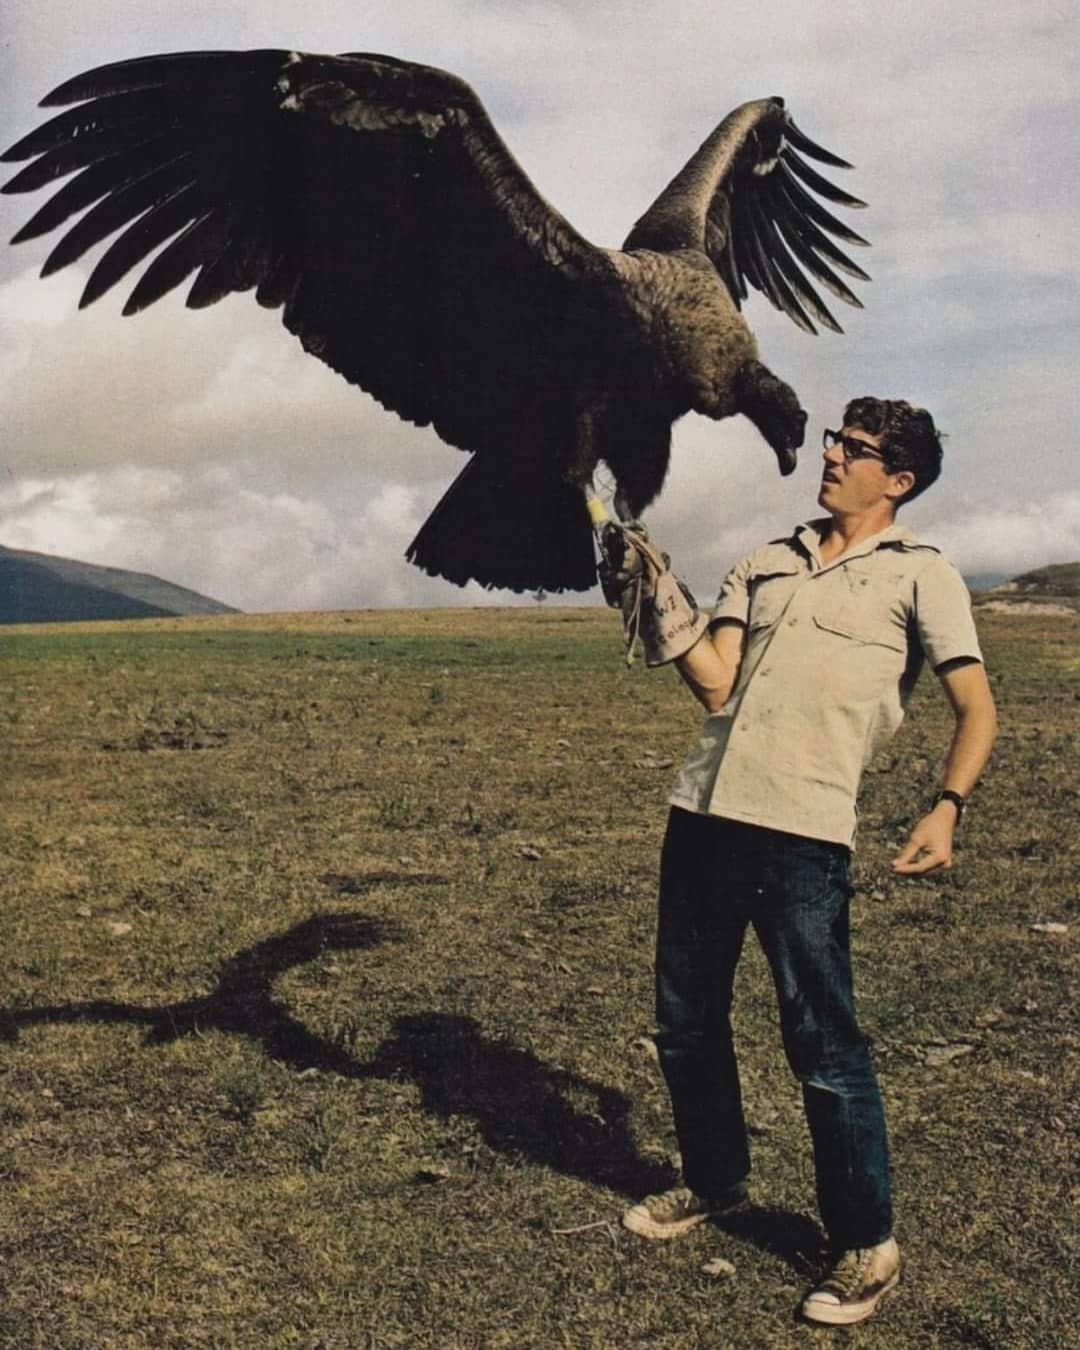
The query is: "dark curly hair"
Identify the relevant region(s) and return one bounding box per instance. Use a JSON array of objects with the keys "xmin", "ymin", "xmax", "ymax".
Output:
[{"xmin": 843, "ymin": 397, "xmax": 944, "ymax": 505}]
